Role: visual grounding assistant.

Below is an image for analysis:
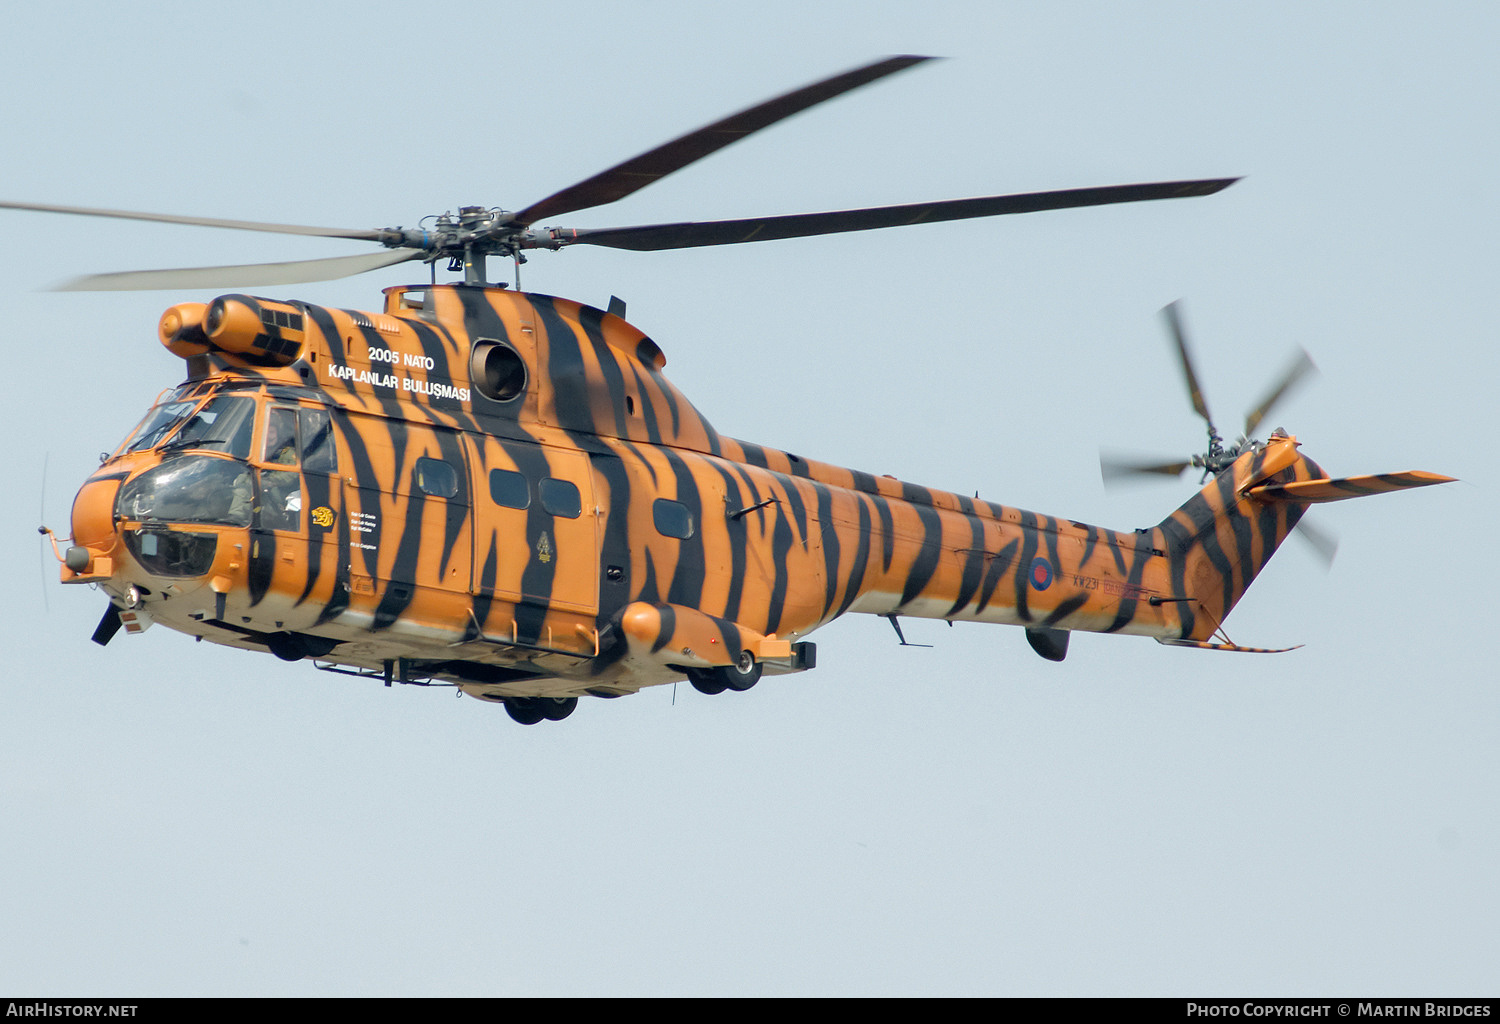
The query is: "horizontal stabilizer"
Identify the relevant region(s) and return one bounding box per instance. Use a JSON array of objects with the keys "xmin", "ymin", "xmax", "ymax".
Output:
[
  {"xmin": 1247, "ymin": 470, "xmax": 1454, "ymax": 504},
  {"xmin": 1156, "ymin": 638, "xmax": 1303, "ymax": 654}
]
